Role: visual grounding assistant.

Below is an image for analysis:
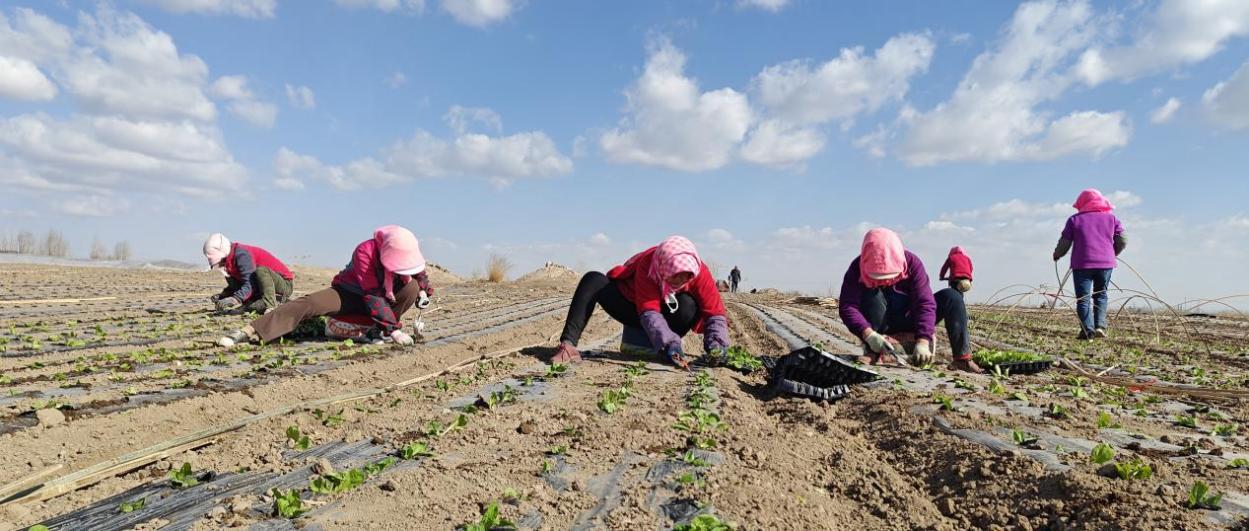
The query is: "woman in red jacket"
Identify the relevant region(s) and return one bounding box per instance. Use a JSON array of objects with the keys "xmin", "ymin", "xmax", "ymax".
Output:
[
  {"xmin": 217, "ymin": 225, "xmax": 433, "ymax": 347},
  {"xmin": 203, "ymin": 233, "xmax": 295, "ymax": 314},
  {"xmin": 551, "ymin": 236, "xmax": 730, "ymax": 369},
  {"xmin": 938, "ymin": 246, "xmax": 973, "ymax": 293}
]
